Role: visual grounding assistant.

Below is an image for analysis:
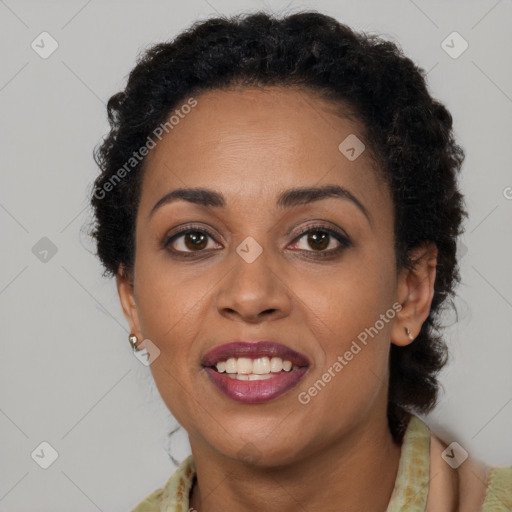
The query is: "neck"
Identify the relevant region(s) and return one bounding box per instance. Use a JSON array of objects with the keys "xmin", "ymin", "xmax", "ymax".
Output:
[{"xmin": 189, "ymin": 412, "xmax": 403, "ymax": 512}]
